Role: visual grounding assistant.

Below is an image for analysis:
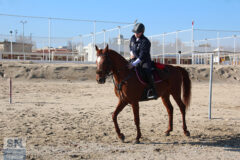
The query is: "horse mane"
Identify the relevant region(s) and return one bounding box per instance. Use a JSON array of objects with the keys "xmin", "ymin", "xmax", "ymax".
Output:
[{"xmin": 108, "ymin": 49, "xmax": 129, "ymax": 65}]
